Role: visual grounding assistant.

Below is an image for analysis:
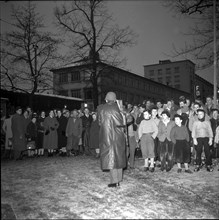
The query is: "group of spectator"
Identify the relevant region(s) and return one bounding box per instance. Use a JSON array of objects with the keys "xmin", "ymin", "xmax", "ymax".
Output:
[
  {"xmin": 122, "ymin": 95, "xmax": 219, "ymax": 174},
  {"xmin": 1, "ymin": 106, "xmax": 100, "ymax": 160},
  {"xmin": 1, "ymin": 94, "xmax": 219, "ymax": 177}
]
